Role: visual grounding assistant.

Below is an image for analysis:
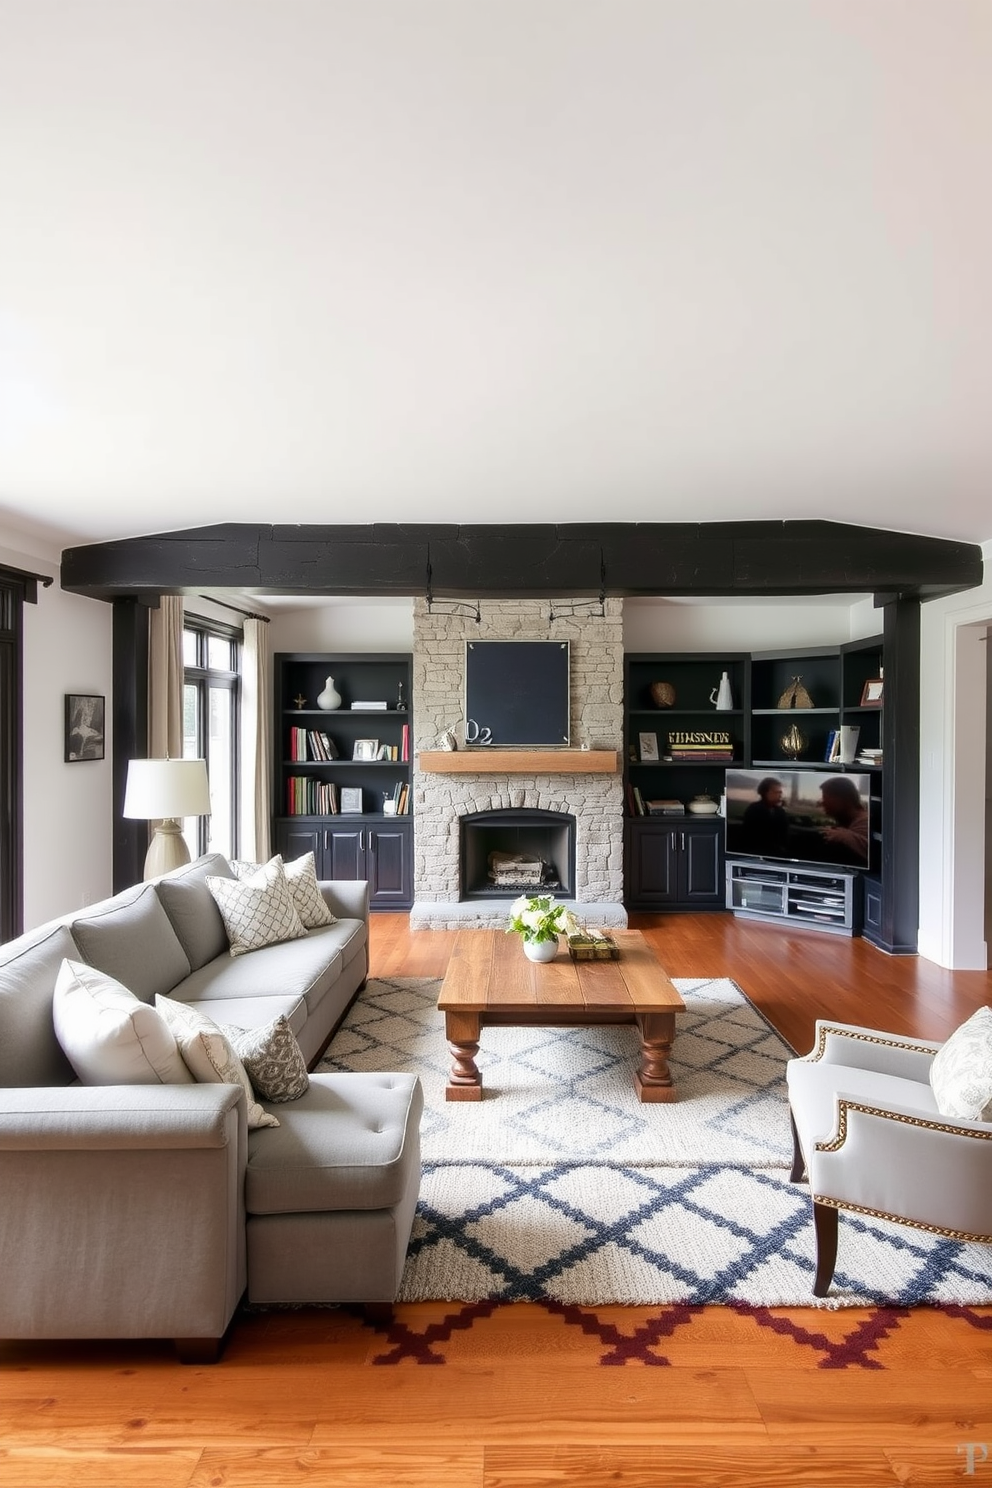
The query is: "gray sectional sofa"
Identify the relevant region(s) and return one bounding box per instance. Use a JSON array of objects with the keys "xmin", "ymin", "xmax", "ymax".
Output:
[{"xmin": 0, "ymin": 852, "xmax": 423, "ymax": 1361}]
